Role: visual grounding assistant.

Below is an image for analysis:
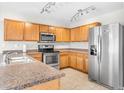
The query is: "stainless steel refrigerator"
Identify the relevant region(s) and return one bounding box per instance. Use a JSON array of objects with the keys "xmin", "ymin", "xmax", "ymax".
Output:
[{"xmin": 88, "ymin": 23, "xmax": 124, "ymax": 89}]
